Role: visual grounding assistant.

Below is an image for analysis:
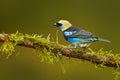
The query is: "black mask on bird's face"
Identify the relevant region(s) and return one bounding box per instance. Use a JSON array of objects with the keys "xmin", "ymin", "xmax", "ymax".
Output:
[
  {"xmin": 53, "ymin": 22, "xmax": 62, "ymax": 27},
  {"xmin": 53, "ymin": 22, "xmax": 63, "ymax": 30}
]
